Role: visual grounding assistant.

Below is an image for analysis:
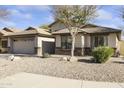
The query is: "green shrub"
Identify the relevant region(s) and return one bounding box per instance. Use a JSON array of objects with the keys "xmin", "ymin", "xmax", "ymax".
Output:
[
  {"xmin": 92, "ymin": 46, "xmax": 114, "ymax": 63},
  {"xmin": 42, "ymin": 53, "xmax": 50, "ymax": 58}
]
